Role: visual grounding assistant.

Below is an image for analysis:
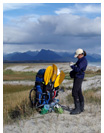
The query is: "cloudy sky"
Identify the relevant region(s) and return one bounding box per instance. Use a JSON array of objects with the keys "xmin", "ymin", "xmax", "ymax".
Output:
[{"xmin": 3, "ymin": 3, "xmax": 101, "ymax": 54}]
